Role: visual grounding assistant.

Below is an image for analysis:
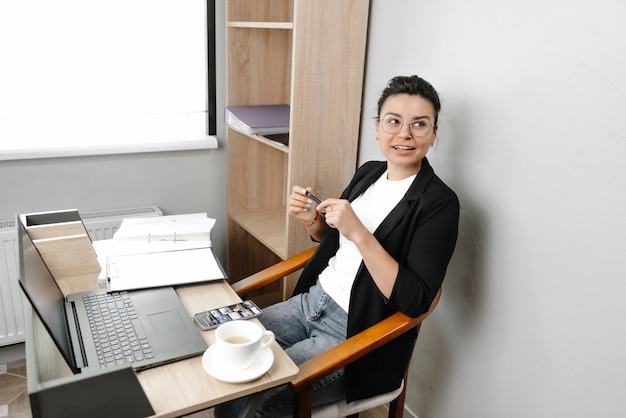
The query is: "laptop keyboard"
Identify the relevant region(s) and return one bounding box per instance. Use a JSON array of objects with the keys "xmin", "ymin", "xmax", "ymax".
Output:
[{"xmin": 83, "ymin": 292, "xmax": 154, "ymax": 368}]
